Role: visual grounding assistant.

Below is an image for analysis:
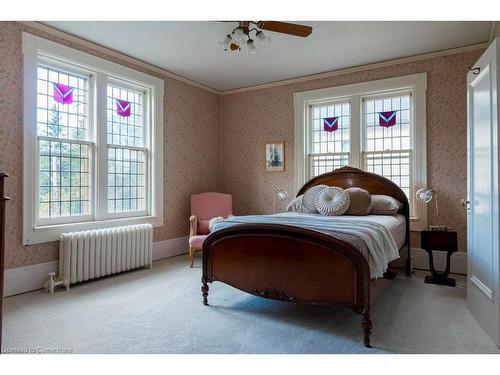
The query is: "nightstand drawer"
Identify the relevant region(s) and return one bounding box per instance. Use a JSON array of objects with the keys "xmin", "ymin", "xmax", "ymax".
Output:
[{"xmin": 421, "ymin": 230, "xmax": 457, "ymax": 251}]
